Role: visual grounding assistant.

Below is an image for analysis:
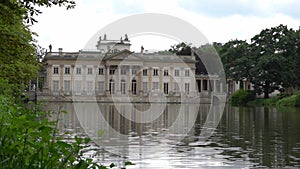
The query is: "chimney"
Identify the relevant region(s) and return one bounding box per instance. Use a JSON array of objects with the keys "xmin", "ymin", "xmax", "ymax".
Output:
[{"xmin": 58, "ymin": 48, "xmax": 63, "ymax": 55}]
